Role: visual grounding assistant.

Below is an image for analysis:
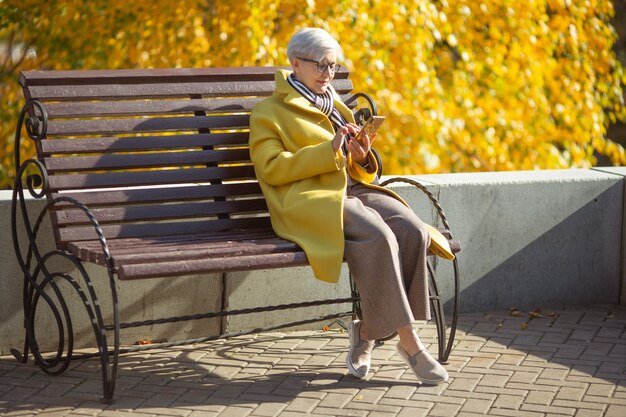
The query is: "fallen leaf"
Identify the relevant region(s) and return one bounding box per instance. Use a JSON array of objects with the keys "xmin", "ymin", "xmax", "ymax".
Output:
[
  {"xmin": 509, "ymin": 308, "xmax": 523, "ymax": 317},
  {"xmin": 521, "ymin": 322, "xmax": 528, "ymax": 330},
  {"xmin": 322, "ymin": 325, "xmax": 330, "ymax": 332}
]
